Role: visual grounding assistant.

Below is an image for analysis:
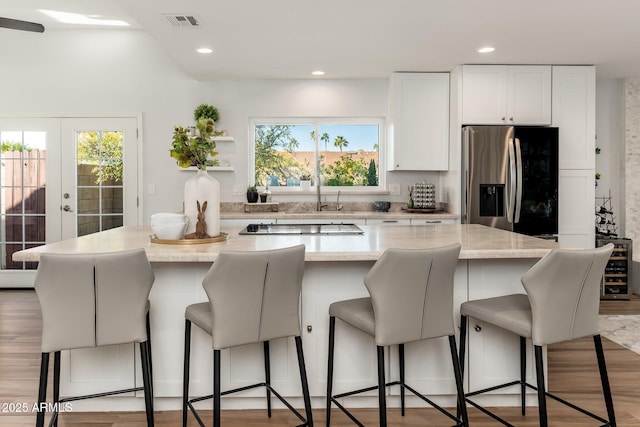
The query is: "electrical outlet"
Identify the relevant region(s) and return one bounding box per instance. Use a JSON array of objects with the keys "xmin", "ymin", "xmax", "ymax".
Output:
[{"xmin": 389, "ymin": 184, "xmax": 401, "ymax": 195}]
